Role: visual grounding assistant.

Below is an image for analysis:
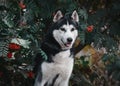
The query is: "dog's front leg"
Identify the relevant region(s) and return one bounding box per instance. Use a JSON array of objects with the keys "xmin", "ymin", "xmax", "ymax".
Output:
[
  {"xmin": 34, "ymin": 79, "xmax": 46, "ymax": 86},
  {"xmin": 34, "ymin": 74, "xmax": 46, "ymax": 86},
  {"xmin": 59, "ymin": 80, "xmax": 69, "ymax": 86},
  {"xmin": 60, "ymin": 82, "xmax": 68, "ymax": 86}
]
